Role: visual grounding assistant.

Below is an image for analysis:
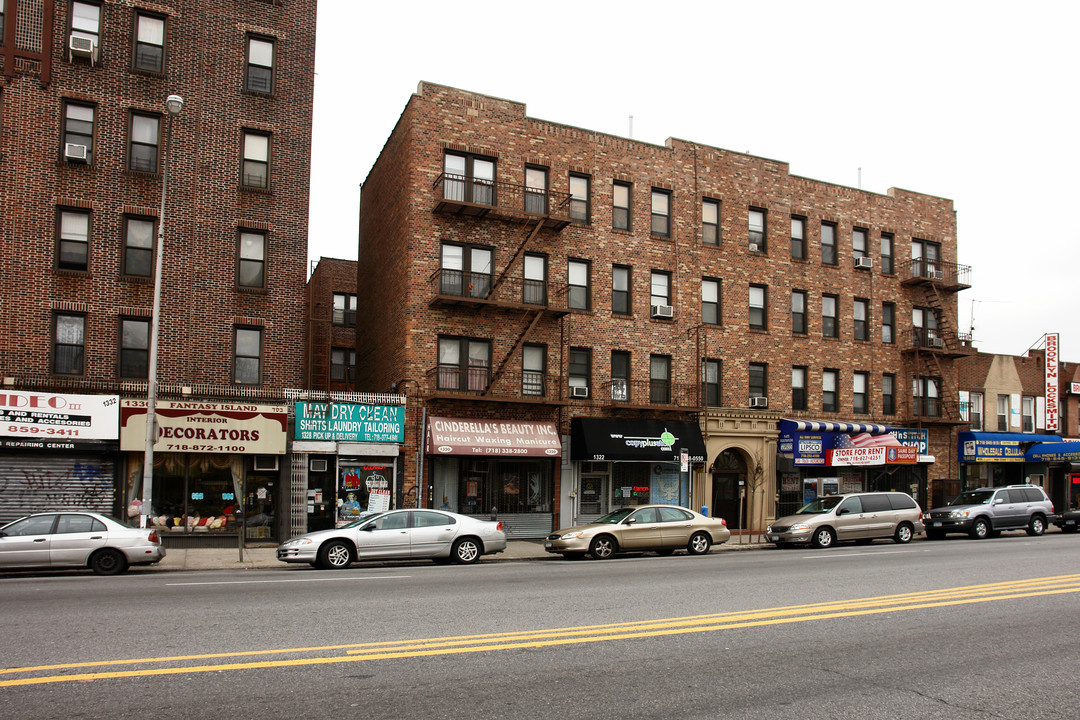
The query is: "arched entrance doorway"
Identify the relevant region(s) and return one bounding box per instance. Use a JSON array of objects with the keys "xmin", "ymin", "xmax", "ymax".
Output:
[{"xmin": 711, "ymin": 449, "xmax": 747, "ymax": 529}]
